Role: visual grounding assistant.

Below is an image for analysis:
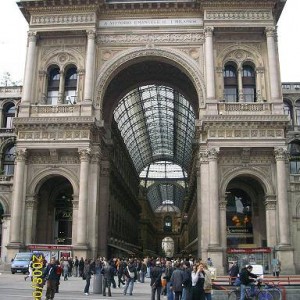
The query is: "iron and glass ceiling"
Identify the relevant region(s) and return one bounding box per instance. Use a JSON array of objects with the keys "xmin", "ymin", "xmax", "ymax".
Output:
[{"xmin": 113, "ymin": 85, "xmax": 195, "ymax": 212}]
